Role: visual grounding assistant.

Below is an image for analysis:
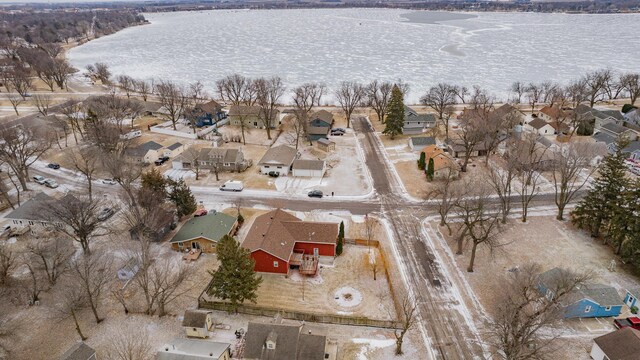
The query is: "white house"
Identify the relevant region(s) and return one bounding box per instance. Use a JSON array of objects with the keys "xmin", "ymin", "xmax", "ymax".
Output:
[
  {"xmin": 291, "ymin": 159, "xmax": 326, "ymax": 178},
  {"xmin": 5, "ymin": 193, "xmax": 64, "ymax": 234},
  {"xmin": 258, "ymin": 145, "xmax": 300, "ymax": 176},
  {"xmin": 163, "ymin": 142, "xmax": 185, "ymax": 158},
  {"xmin": 182, "ymin": 309, "xmax": 214, "ymax": 338},
  {"xmin": 525, "ymin": 118, "xmax": 556, "ymax": 135},
  {"xmin": 126, "ymin": 141, "xmax": 164, "ymax": 163},
  {"xmin": 157, "ymin": 338, "xmax": 231, "ymax": 360},
  {"xmin": 590, "ymin": 327, "xmax": 640, "ymax": 360}
]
